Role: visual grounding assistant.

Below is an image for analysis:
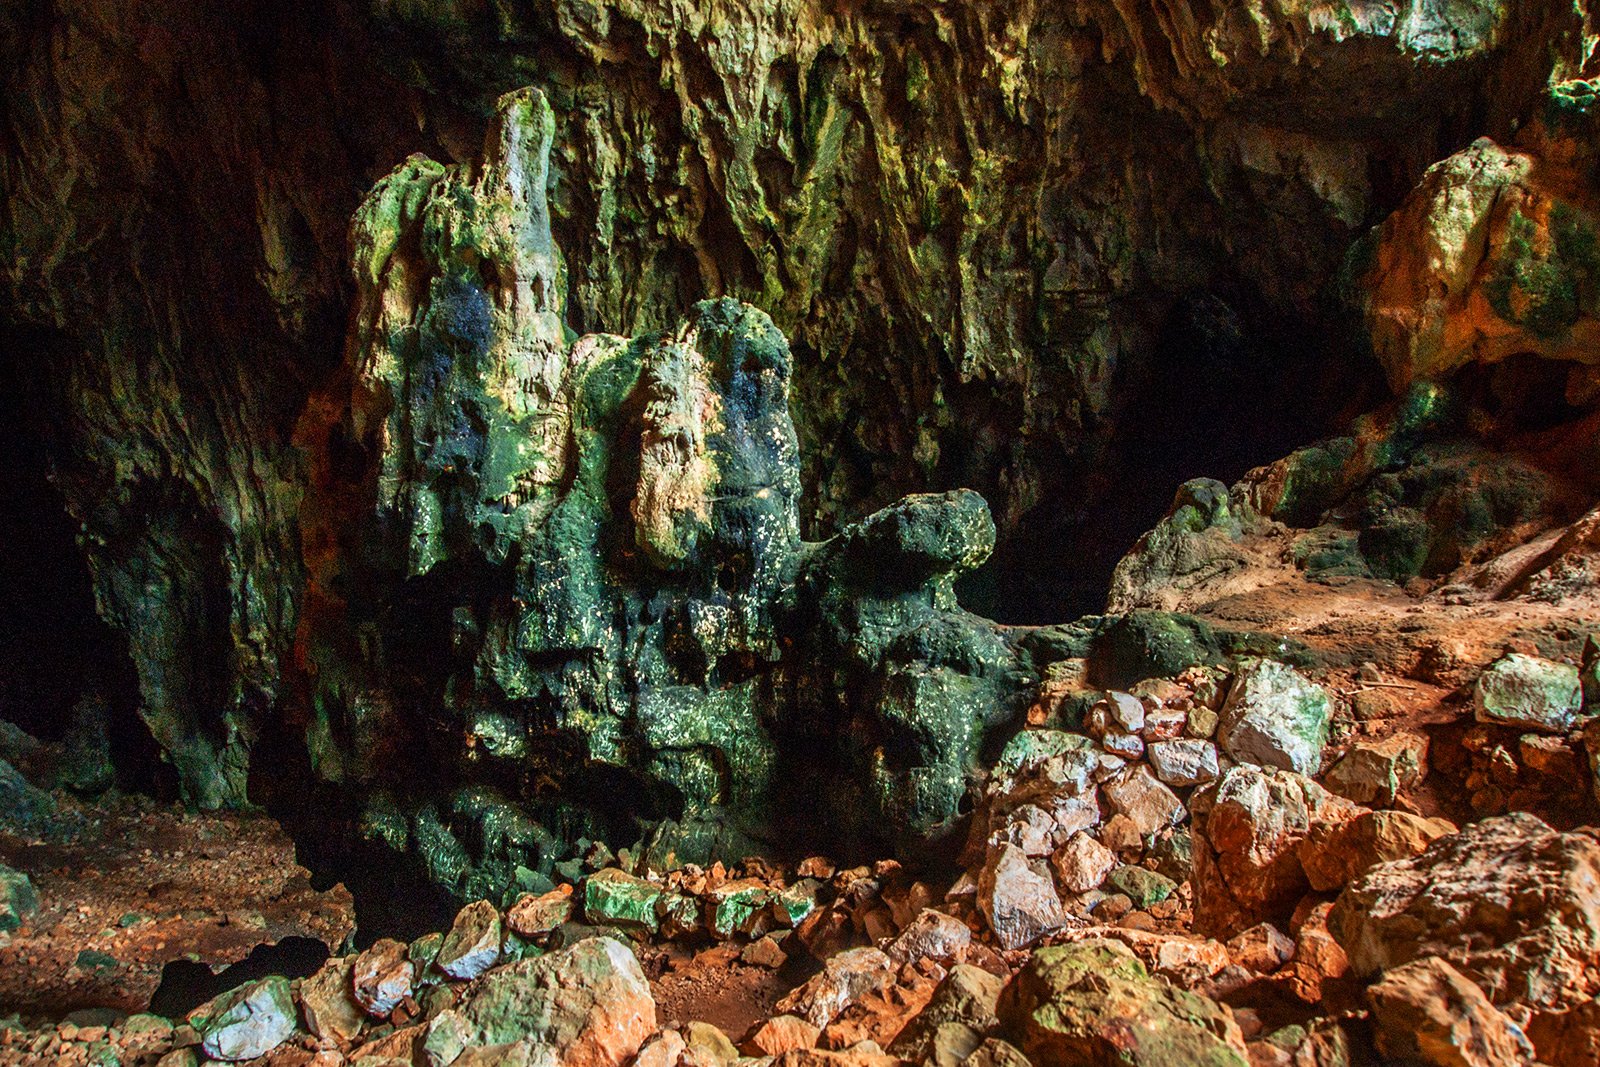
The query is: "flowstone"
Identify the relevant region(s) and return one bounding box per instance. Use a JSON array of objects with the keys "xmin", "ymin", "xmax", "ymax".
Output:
[{"xmin": 297, "ymin": 87, "xmax": 1038, "ymax": 899}]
